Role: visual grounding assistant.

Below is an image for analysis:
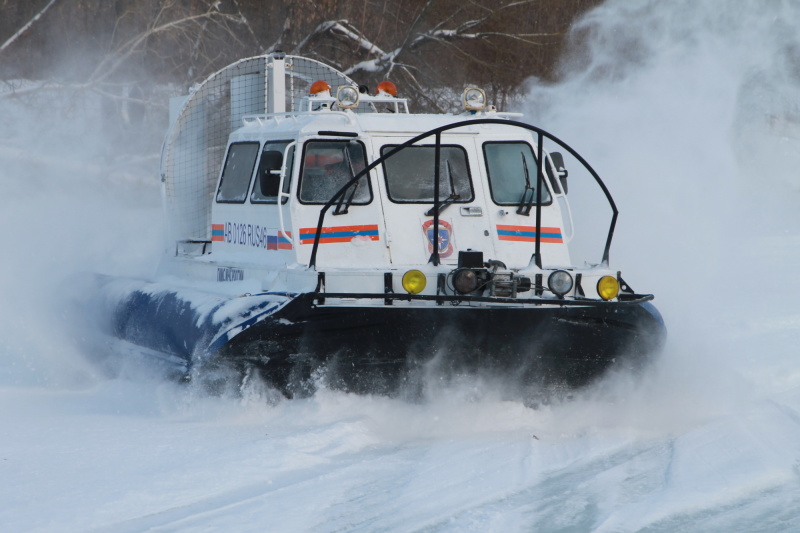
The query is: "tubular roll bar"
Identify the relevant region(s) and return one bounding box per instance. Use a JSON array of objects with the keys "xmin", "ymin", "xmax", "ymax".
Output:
[
  {"xmin": 310, "ymin": 292, "xmax": 654, "ymax": 306},
  {"xmin": 430, "ymin": 132, "xmax": 442, "ymax": 265},
  {"xmin": 308, "ymin": 118, "xmax": 619, "ymax": 269}
]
